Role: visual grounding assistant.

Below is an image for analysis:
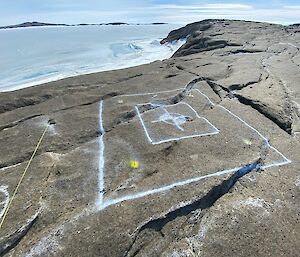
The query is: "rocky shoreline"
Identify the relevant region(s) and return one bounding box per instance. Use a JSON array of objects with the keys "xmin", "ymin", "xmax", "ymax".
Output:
[
  {"xmin": 0, "ymin": 21, "xmax": 168, "ymax": 30},
  {"xmin": 0, "ymin": 19, "xmax": 299, "ymax": 257}
]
